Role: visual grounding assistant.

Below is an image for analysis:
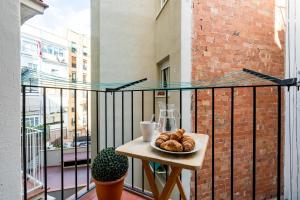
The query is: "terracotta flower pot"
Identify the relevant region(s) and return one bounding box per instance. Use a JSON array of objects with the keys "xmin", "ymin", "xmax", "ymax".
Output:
[{"xmin": 94, "ymin": 173, "xmax": 127, "ymax": 200}]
